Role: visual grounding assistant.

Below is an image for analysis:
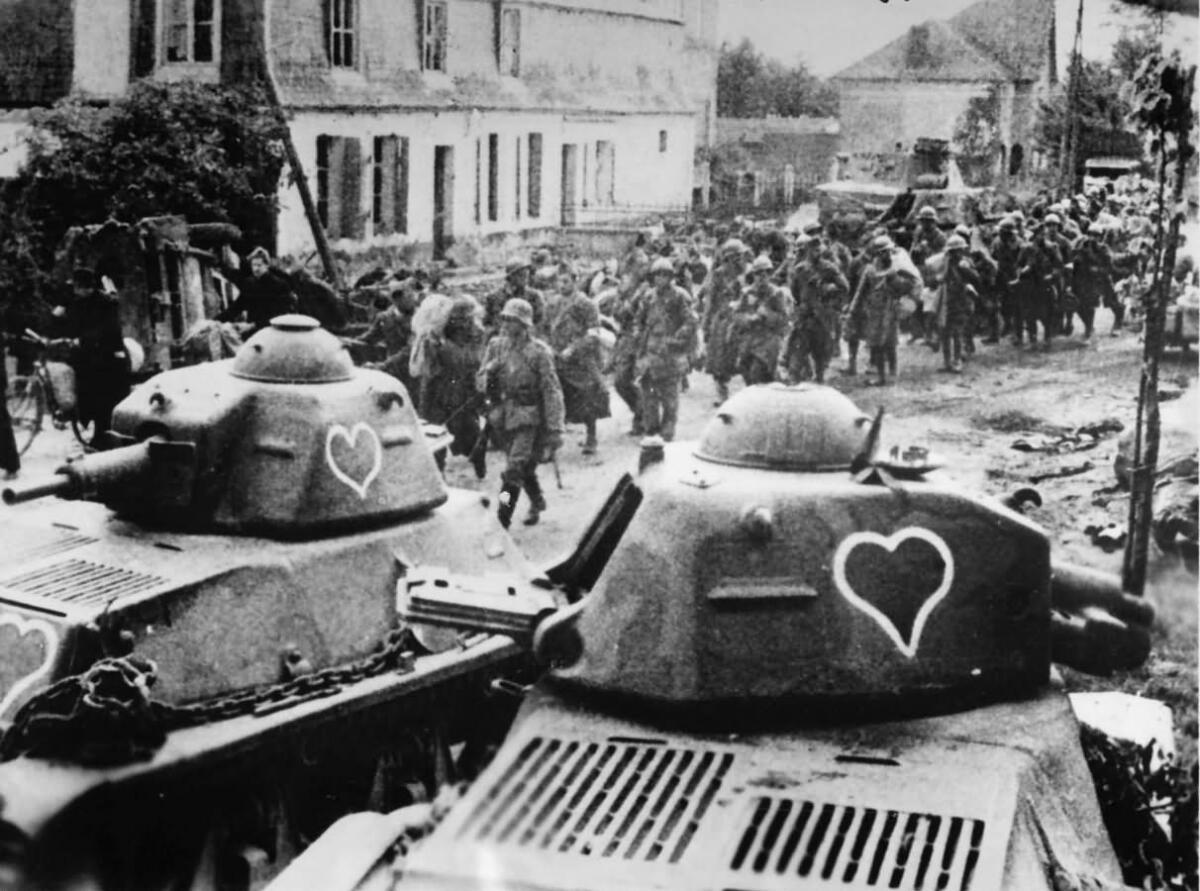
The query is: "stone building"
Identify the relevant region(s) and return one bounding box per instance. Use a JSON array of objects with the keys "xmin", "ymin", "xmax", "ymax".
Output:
[
  {"xmin": 831, "ymin": 0, "xmax": 1056, "ymax": 186},
  {"xmin": 0, "ymin": 0, "xmax": 718, "ymax": 261},
  {"xmin": 712, "ymin": 116, "xmax": 840, "ymax": 210}
]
